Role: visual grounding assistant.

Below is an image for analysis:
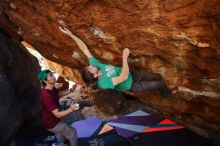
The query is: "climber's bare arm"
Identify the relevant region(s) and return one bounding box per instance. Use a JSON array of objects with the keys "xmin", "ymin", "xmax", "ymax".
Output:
[
  {"xmin": 58, "ymin": 89, "xmax": 72, "ymax": 97},
  {"xmin": 59, "ymin": 27, "xmax": 93, "ymax": 59},
  {"xmin": 112, "ymin": 48, "xmax": 130, "ymax": 86}
]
